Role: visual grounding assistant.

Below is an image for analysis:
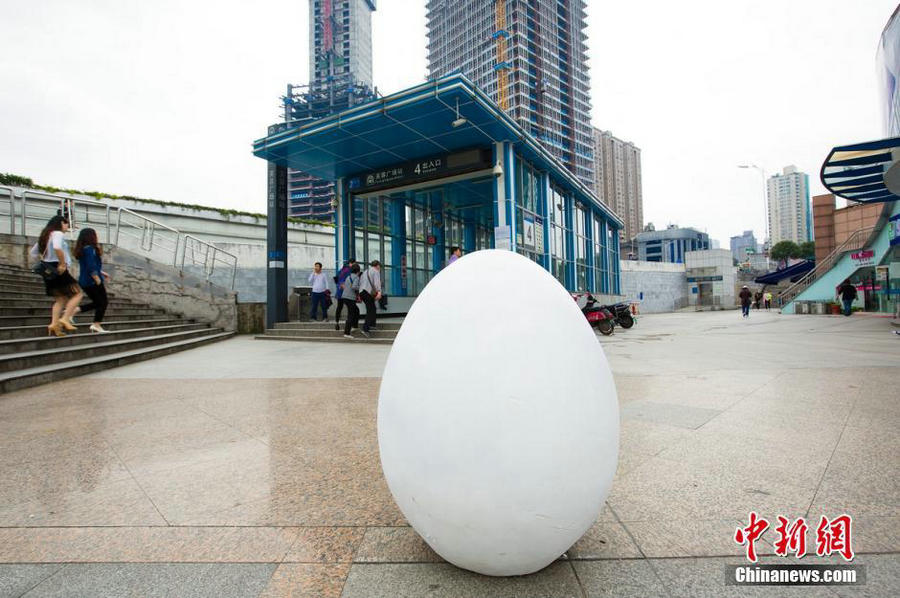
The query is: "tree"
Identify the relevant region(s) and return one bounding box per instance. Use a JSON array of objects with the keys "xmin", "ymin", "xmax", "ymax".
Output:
[
  {"xmin": 798, "ymin": 241, "xmax": 815, "ymax": 260},
  {"xmin": 770, "ymin": 241, "xmax": 801, "ymax": 262}
]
